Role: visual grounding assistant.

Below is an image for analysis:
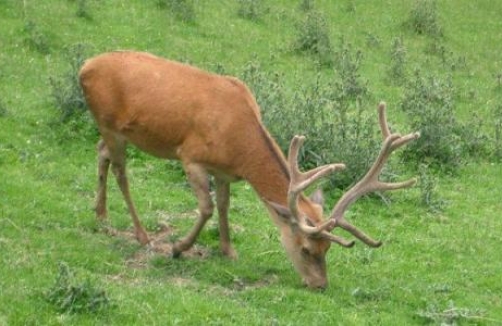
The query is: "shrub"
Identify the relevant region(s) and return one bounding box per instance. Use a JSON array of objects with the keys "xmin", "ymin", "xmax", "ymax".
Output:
[
  {"xmin": 492, "ymin": 103, "xmax": 502, "ymax": 161},
  {"xmin": 75, "ymin": 0, "xmax": 92, "ymax": 19},
  {"xmin": 45, "ymin": 262, "xmax": 111, "ymax": 314},
  {"xmin": 49, "ymin": 43, "xmax": 97, "ymax": 140},
  {"xmin": 22, "ymin": 20, "xmax": 51, "ymax": 55},
  {"xmin": 158, "ymin": 0, "xmax": 196, "ymax": 23},
  {"xmin": 293, "ymin": 10, "xmax": 333, "ymax": 66},
  {"xmin": 400, "ymin": 70, "xmax": 461, "ymax": 172},
  {"xmin": 388, "ymin": 37, "xmax": 407, "ymax": 82},
  {"xmin": 237, "ymin": 0, "xmax": 268, "ymax": 21},
  {"xmin": 405, "ymin": 0, "xmax": 443, "ymax": 37},
  {"xmin": 49, "ymin": 44, "xmax": 89, "ymax": 123},
  {"xmin": 0, "ymin": 98, "xmax": 8, "ymax": 117}
]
